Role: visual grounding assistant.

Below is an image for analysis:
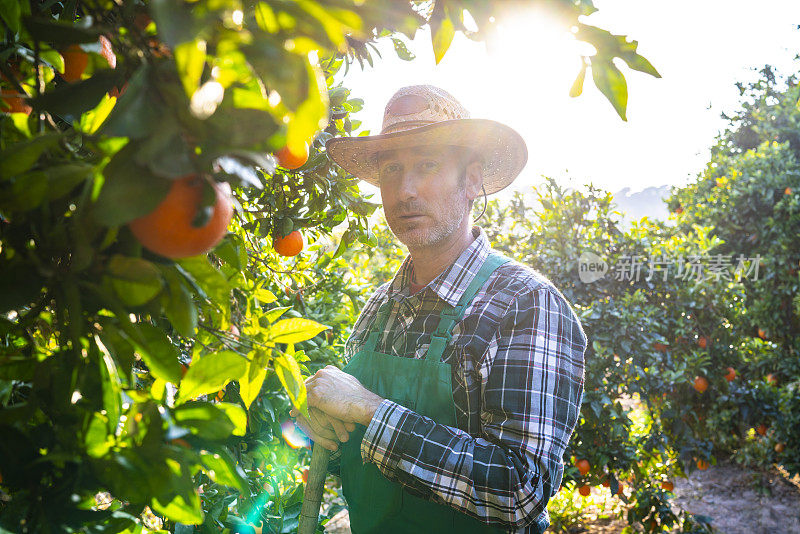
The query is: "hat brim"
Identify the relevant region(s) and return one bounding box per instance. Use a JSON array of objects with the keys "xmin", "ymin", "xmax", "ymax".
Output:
[{"xmin": 326, "ymin": 118, "xmax": 528, "ymax": 195}]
